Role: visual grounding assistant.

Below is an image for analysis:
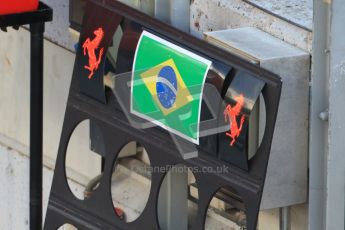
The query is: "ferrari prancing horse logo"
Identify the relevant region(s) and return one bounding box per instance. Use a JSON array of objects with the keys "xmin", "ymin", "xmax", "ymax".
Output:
[
  {"xmin": 224, "ymin": 94, "xmax": 245, "ymax": 146},
  {"xmin": 83, "ymin": 27, "xmax": 105, "ymax": 79}
]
